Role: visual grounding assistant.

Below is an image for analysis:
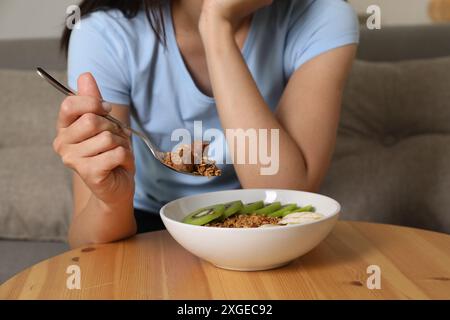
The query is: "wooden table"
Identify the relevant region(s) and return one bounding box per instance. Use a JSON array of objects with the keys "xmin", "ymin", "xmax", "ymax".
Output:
[{"xmin": 1, "ymin": 221, "xmax": 450, "ymax": 299}]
